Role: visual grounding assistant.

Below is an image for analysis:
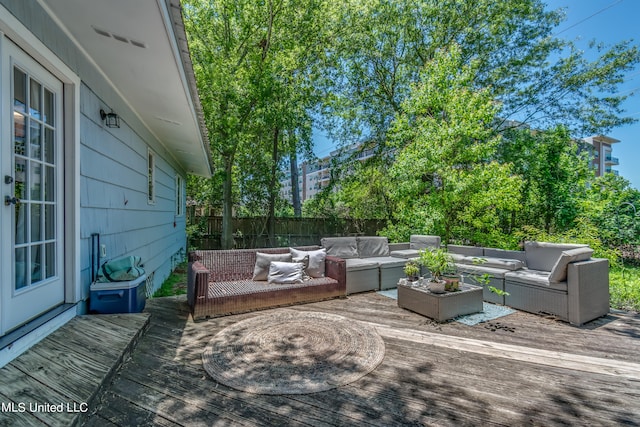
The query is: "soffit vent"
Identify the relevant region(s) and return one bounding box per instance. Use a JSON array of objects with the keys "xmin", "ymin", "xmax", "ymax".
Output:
[{"xmin": 92, "ymin": 26, "xmax": 147, "ymax": 49}]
